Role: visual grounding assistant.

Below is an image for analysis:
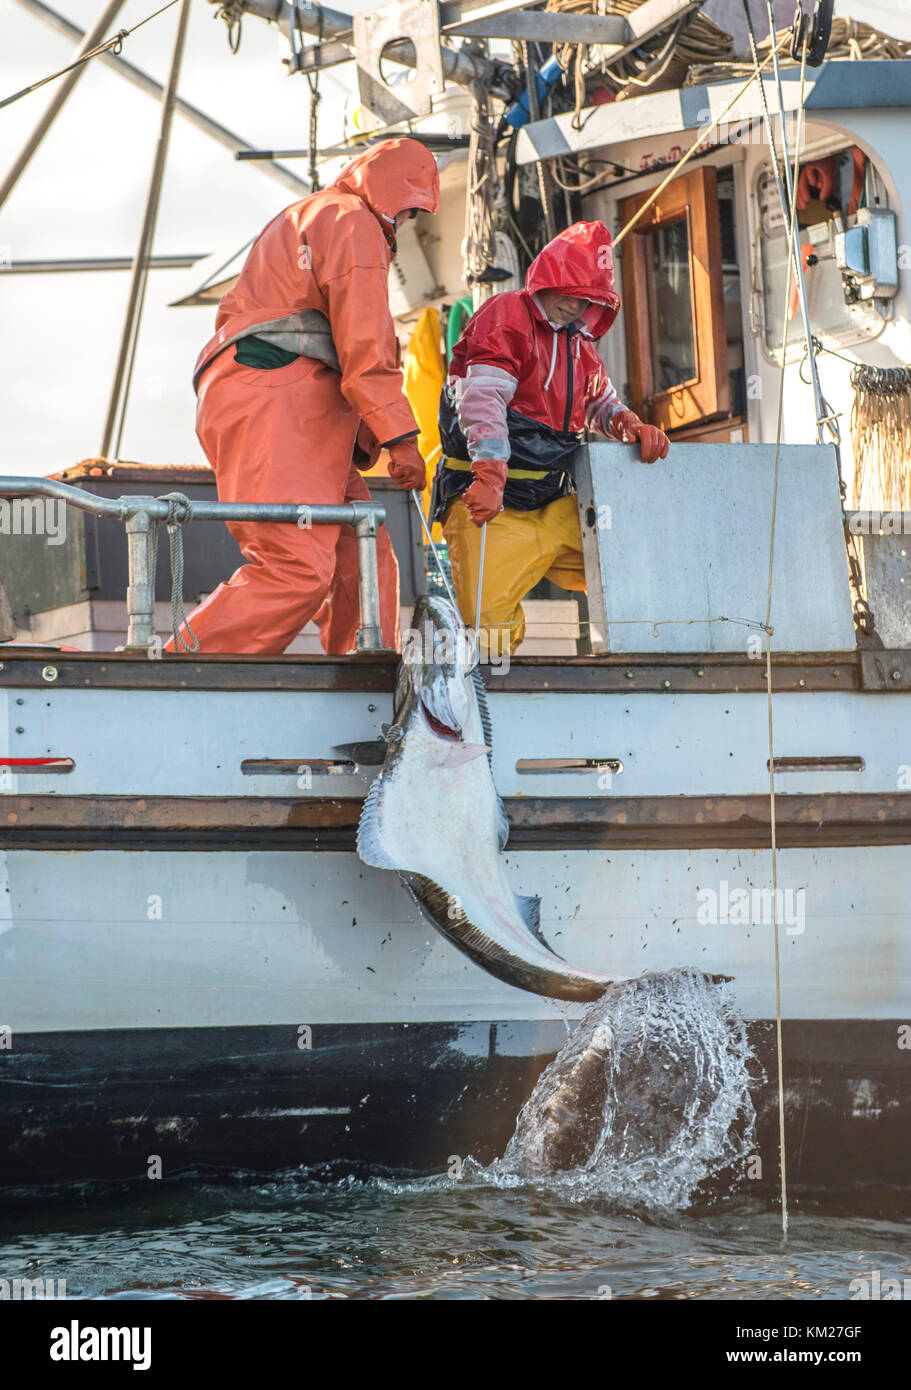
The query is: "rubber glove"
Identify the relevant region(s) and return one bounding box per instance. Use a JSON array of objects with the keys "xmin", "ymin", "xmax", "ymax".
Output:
[
  {"xmin": 387, "ymin": 438, "xmax": 427, "ymax": 491},
  {"xmin": 464, "ymin": 457, "xmax": 508, "ymax": 526},
  {"xmin": 610, "ymin": 409, "xmax": 670, "ymax": 464}
]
